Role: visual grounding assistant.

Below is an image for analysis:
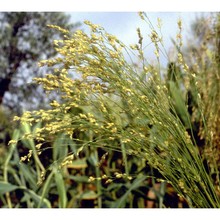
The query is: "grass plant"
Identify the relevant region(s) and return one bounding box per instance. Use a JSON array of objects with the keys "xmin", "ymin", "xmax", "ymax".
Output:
[{"xmin": 4, "ymin": 12, "xmax": 220, "ymax": 208}]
